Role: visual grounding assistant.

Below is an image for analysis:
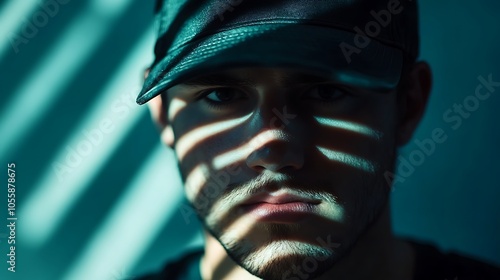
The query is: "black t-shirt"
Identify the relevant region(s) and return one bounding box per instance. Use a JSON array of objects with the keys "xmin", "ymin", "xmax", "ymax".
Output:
[{"xmin": 137, "ymin": 240, "xmax": 500, "ymax": 280}]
